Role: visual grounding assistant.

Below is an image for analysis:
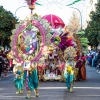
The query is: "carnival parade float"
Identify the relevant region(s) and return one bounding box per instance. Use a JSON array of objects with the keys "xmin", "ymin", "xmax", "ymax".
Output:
[{"xmin": 6, "ymin": 0, "xmax": 84, "ymax": 84}]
